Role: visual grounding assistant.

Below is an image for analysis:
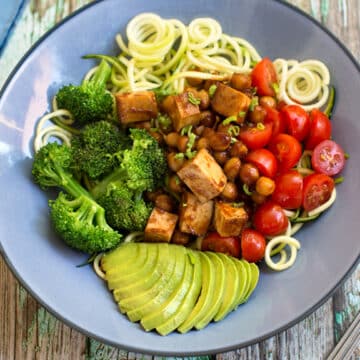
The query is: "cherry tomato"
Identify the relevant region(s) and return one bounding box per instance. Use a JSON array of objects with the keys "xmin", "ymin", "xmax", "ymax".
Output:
[
  {"xmin": 246, "ymin": 148, "xmax": 278, "ymax": 178},
  {"xmin": 281, "ymin": 105, "xmax": 311, "ymax": 141},
  {"xmin": 272, "ymin": 170, "xmax": 303, "ymax": 209},
  {"xmin": 305, "ymin": 109, "xmax": 332, "ymax": 150},
  {"xmin": 201, "ymin": 232, "xmax": 240, "ymax": 258},
  {"xmin": 241, "ymin": 229, "xmax": 266, "ymax": 262},
  {"xmin": 302, "ymin": 173, "xmax": 335, "ymax": 212},
  {"xmin": 268, "ymin": 133, "xmax": 302, "ymax": 173},
  {"xmin": 311, "ymin": 139, "xmax": 345, "ymax": 176},
  {"xmin": 253, "ymin": 201, "xmax": 289, "ymax": 236},
  {"xmin": 238, "ymin": 122, "xmax": 273, "ymax": 150},
  {"xmin": 251, "ymin": 58, "xmax": 278, "ymax": 97},
  {"xmin": 264, "ymin": 106, "xmax": 286, "ymax": 139}
]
